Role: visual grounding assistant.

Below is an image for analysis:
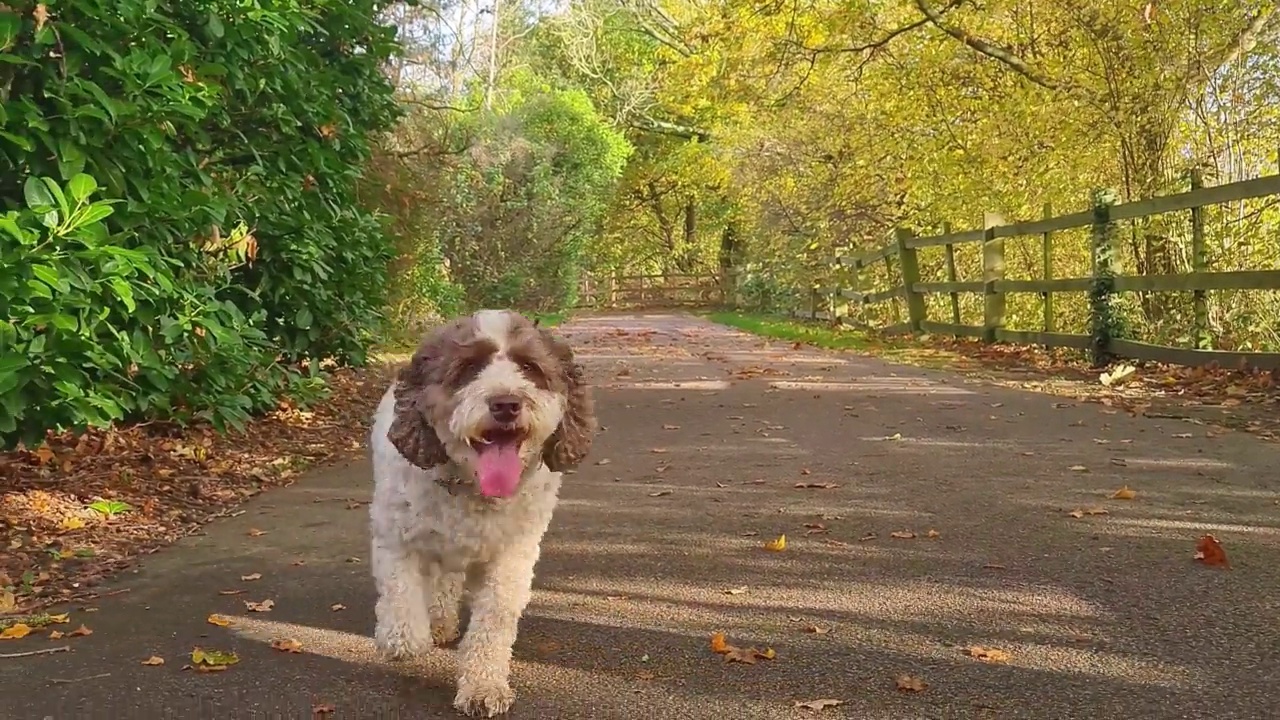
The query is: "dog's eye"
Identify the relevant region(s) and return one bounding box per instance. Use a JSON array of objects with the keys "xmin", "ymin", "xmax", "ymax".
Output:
[{"xmin": 518, "ymin": 359, "xmax": 541, "ymax": 375}]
